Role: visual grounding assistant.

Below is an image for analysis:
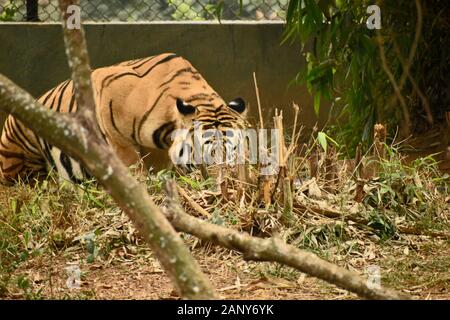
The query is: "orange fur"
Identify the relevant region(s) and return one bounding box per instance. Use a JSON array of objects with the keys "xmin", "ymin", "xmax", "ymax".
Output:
[{"xmin": 0, "ymin": 53, "xmax": 246, "ymax": 184}]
